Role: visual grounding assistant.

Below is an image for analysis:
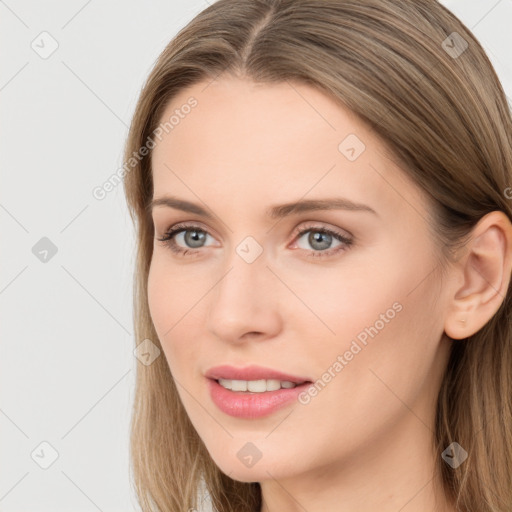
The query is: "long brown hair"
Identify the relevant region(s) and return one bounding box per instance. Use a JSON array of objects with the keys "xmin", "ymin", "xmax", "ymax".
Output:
[{"xmin": 123, "ymin": 1, "xmax": 512, "ymax": 510}]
